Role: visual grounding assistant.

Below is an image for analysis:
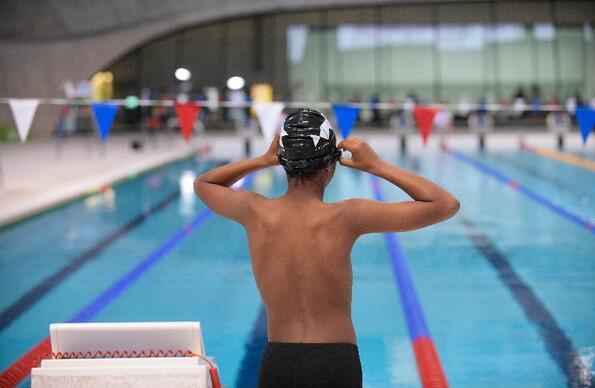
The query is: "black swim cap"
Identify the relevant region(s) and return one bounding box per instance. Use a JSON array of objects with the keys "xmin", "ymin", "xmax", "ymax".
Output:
[{"xmin": 278, "ymin": 108, "xmax": 339, "ymax": 173}]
